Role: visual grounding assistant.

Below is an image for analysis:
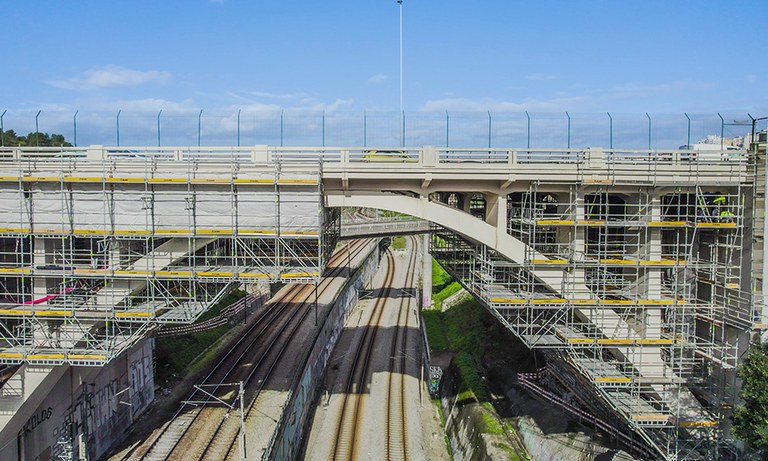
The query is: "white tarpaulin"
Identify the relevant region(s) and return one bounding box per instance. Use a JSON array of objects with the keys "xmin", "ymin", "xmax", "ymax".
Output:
[
  {"xmin": 31, "ymin": 185, "xmax": 67, "ymax": 231},
  {"xmin": 0, "ymin": 188, "xmax": 30, "ymax": 229},
  {"xmin": 153, "ymin": 191, "xmax": 192, "ymax": 231},
  {"xmin": 71, "ymin": 184, "xmax": 107, "ymax": 231},
  {"xmin": 279, "ymin": 190, "xmax": 319, "ymax": 231},
  {"xmin": 237, "ymin": 190, "xmax": 278, "ymax": 230},
  {"xmin": 112, "ymin": 186, "xmax": 150, "ymax": 231},
  {"xmin": 195, "ymin": 190, "xmax": 234, "ymax": 230}
]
